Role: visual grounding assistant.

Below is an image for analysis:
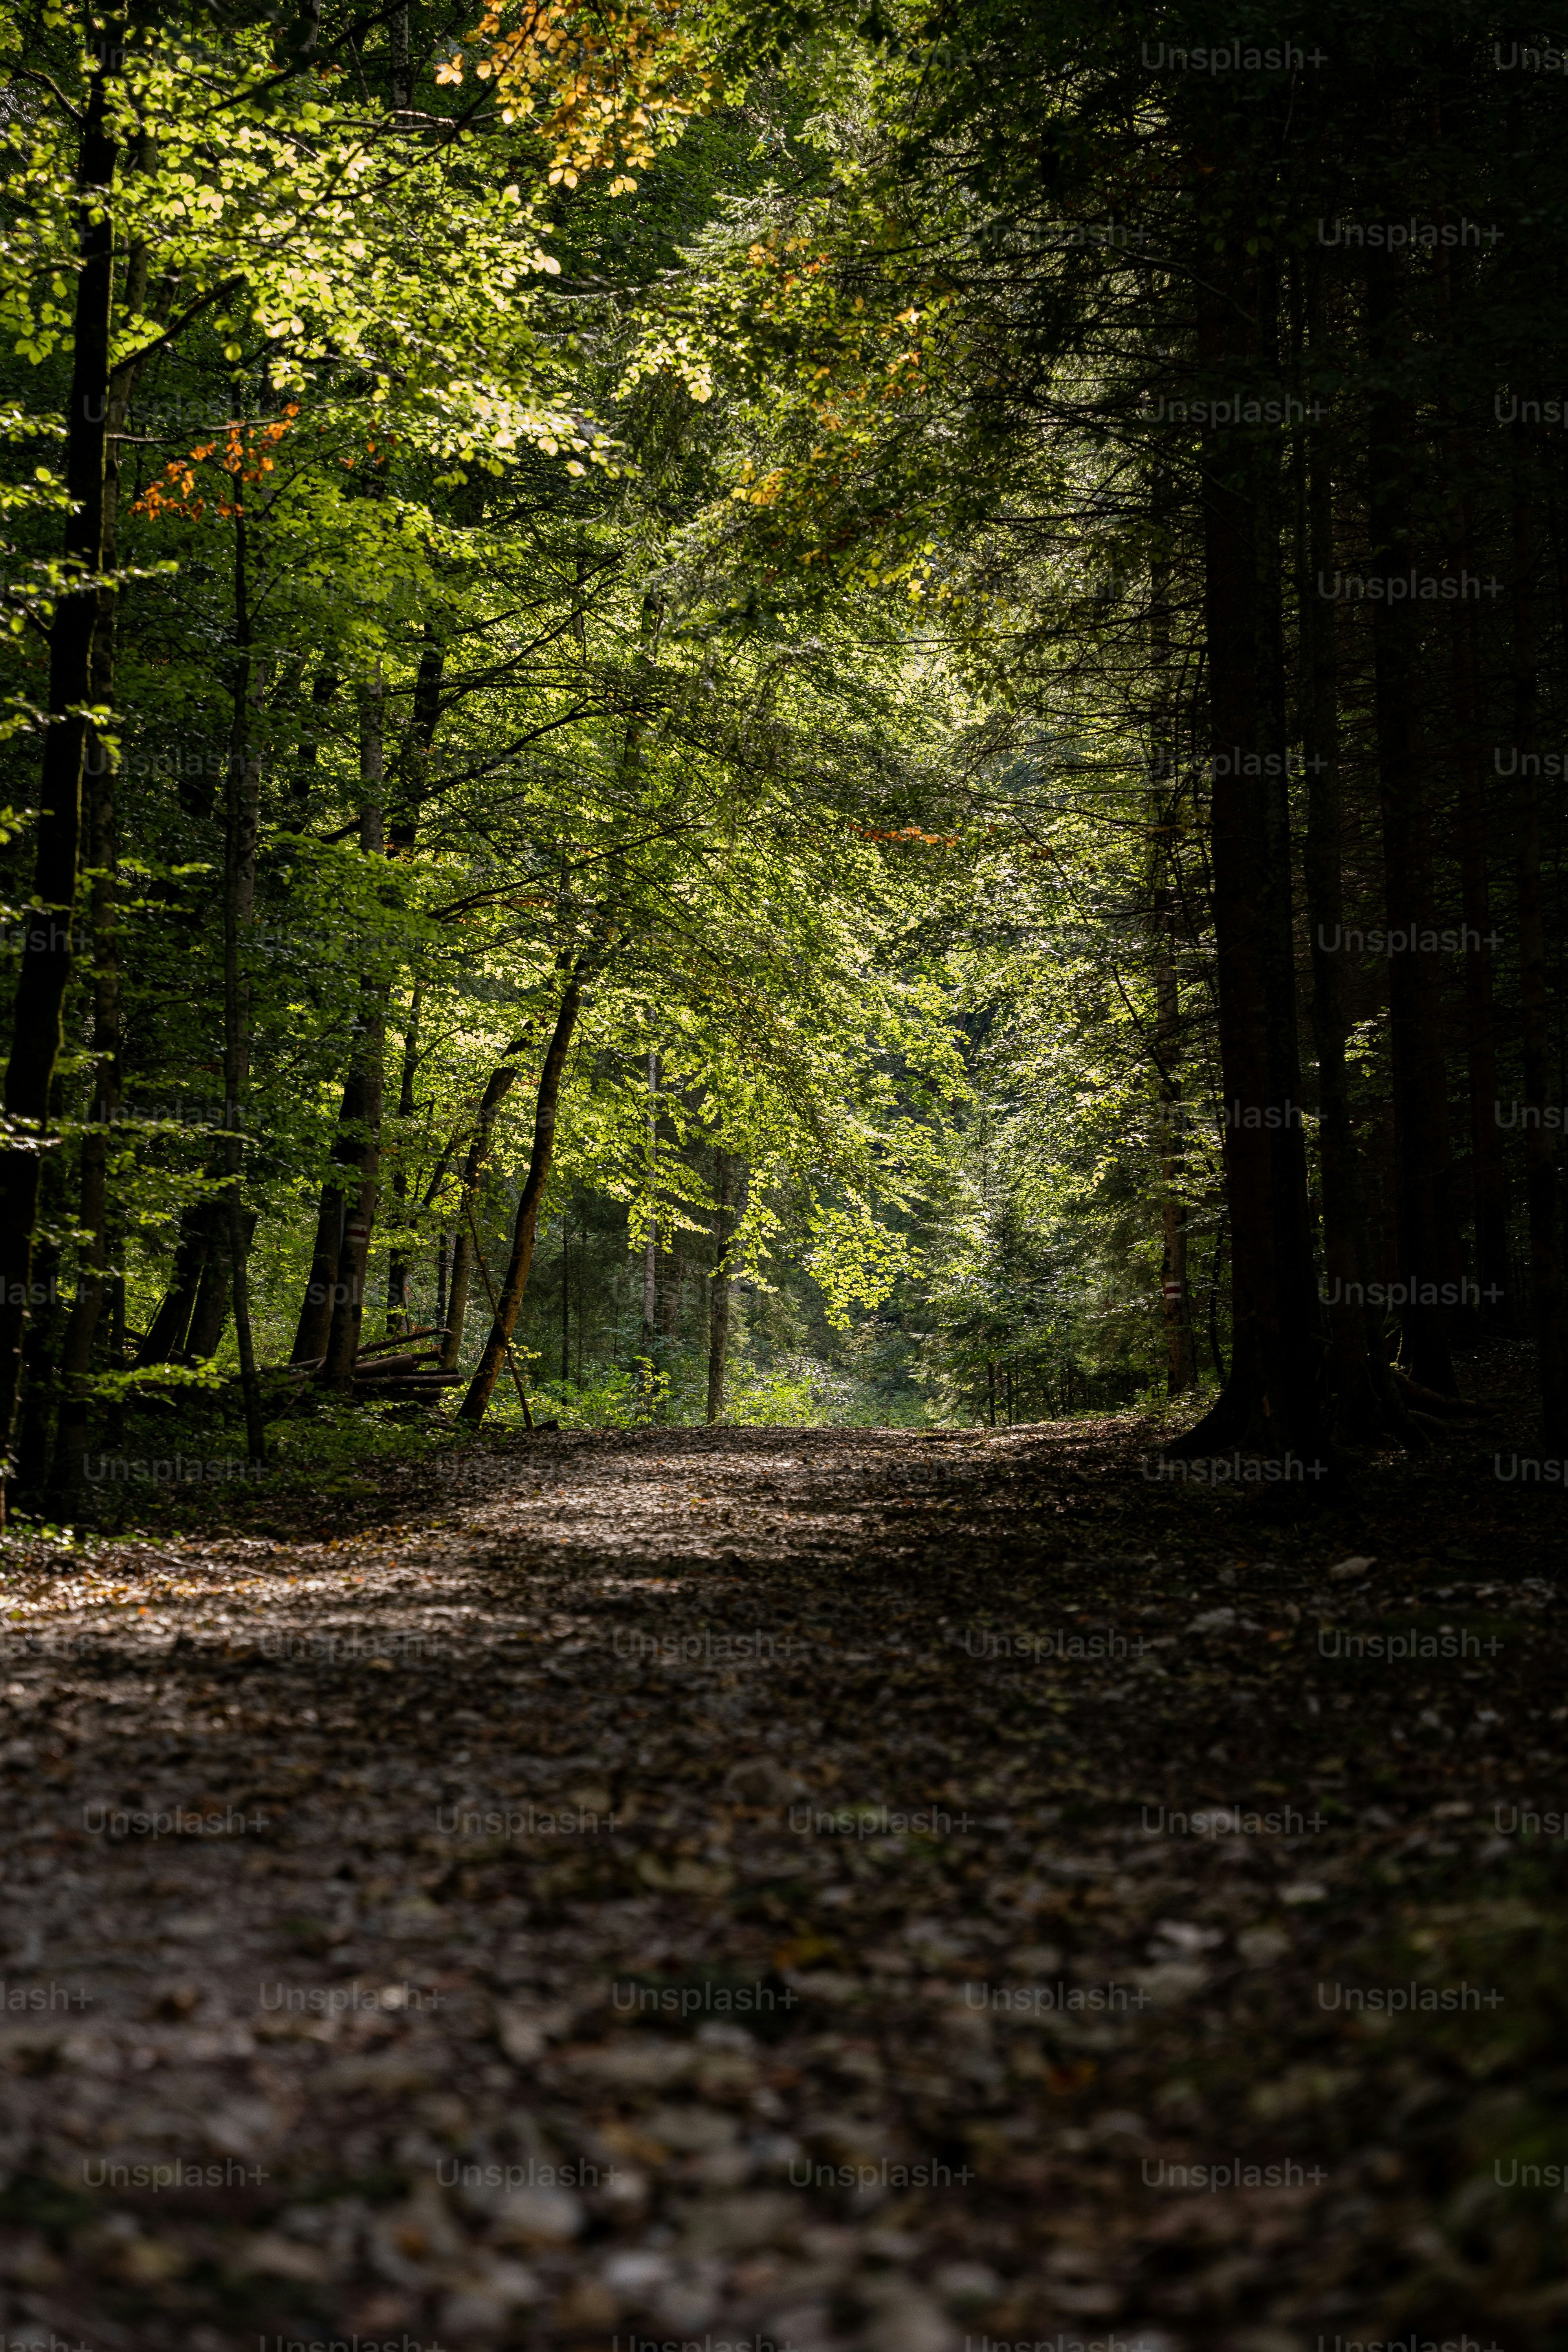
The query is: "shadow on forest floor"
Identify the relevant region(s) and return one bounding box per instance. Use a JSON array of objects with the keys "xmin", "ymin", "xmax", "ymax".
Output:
[{"xmin": 0, "ymin": 1343, "xmax": 1563, "ymax": 2350}]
